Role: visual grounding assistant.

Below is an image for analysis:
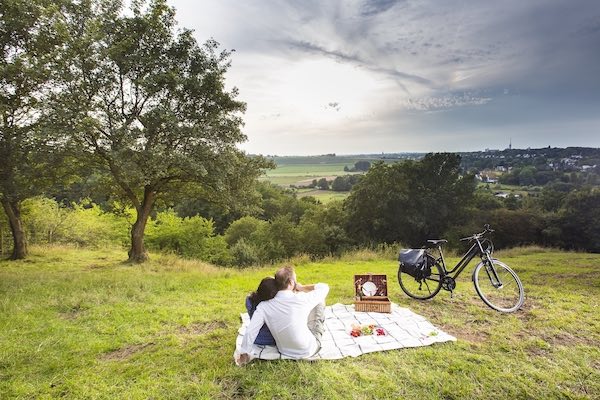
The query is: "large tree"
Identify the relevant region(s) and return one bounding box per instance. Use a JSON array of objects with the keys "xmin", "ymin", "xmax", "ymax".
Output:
[
  {"xmin": 0, "ymin": 0, "xmax": 67, "ymax": 259},
  {"xmin": 345, "ymin": 153, "xmax": 476, "ymax": 246},
  {"xmin": 61, "ymin": 0, "xmax": 270, "ymax": 262}
]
